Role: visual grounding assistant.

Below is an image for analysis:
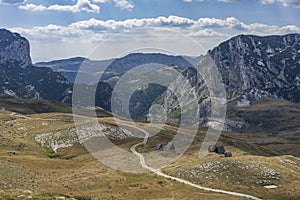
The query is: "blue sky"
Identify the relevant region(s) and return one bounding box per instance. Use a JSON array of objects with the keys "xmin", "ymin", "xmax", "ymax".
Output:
[{"xmin": 1, "ymin": 0, "xmax": 300, "ymax": 62}]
